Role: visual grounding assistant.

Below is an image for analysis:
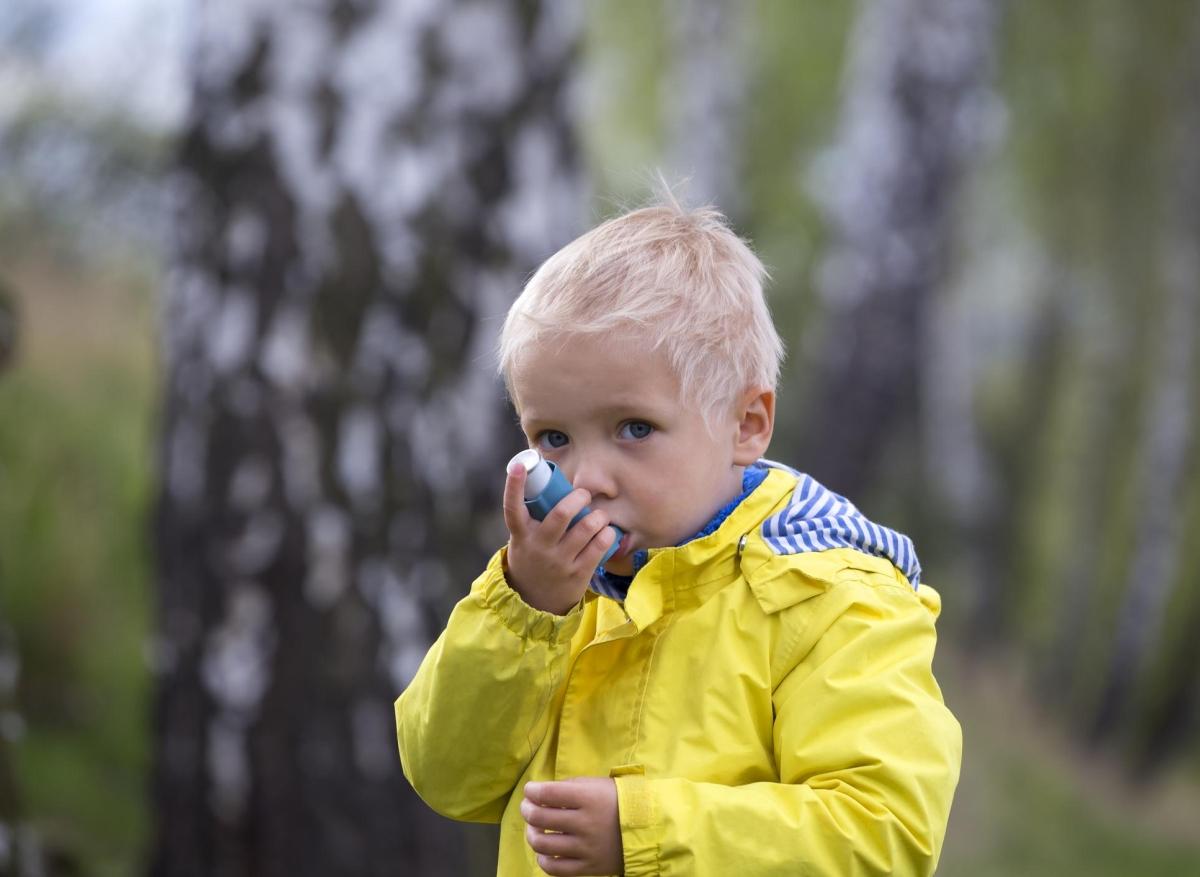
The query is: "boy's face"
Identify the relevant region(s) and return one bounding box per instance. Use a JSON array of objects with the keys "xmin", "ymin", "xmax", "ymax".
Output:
[{"xmin": 511, "ymin": 334, "xmax": 747, "ymax": 576}]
